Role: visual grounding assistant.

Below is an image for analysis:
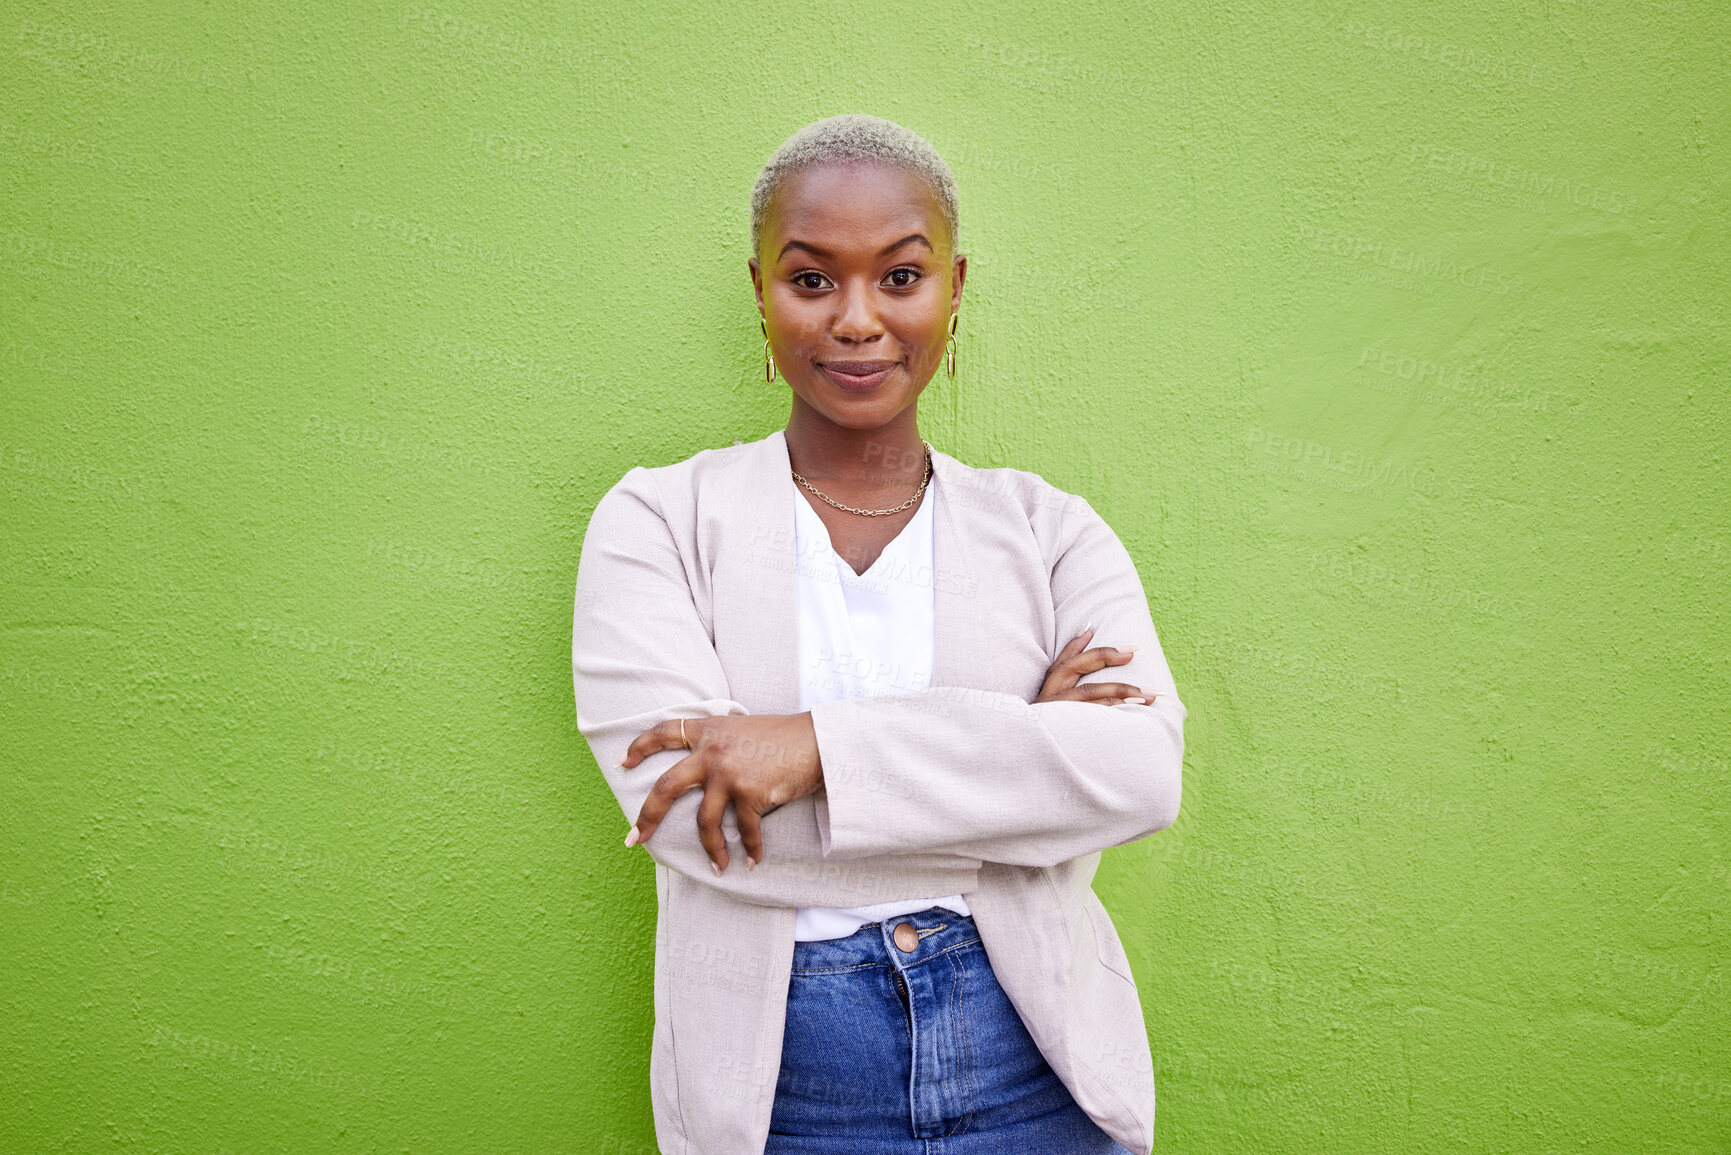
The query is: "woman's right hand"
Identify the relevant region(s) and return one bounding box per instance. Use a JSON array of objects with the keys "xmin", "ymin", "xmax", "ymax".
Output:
[{"xmin": 1033, "ymin": 625, "xmax": 1159, "ymax": 706}]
